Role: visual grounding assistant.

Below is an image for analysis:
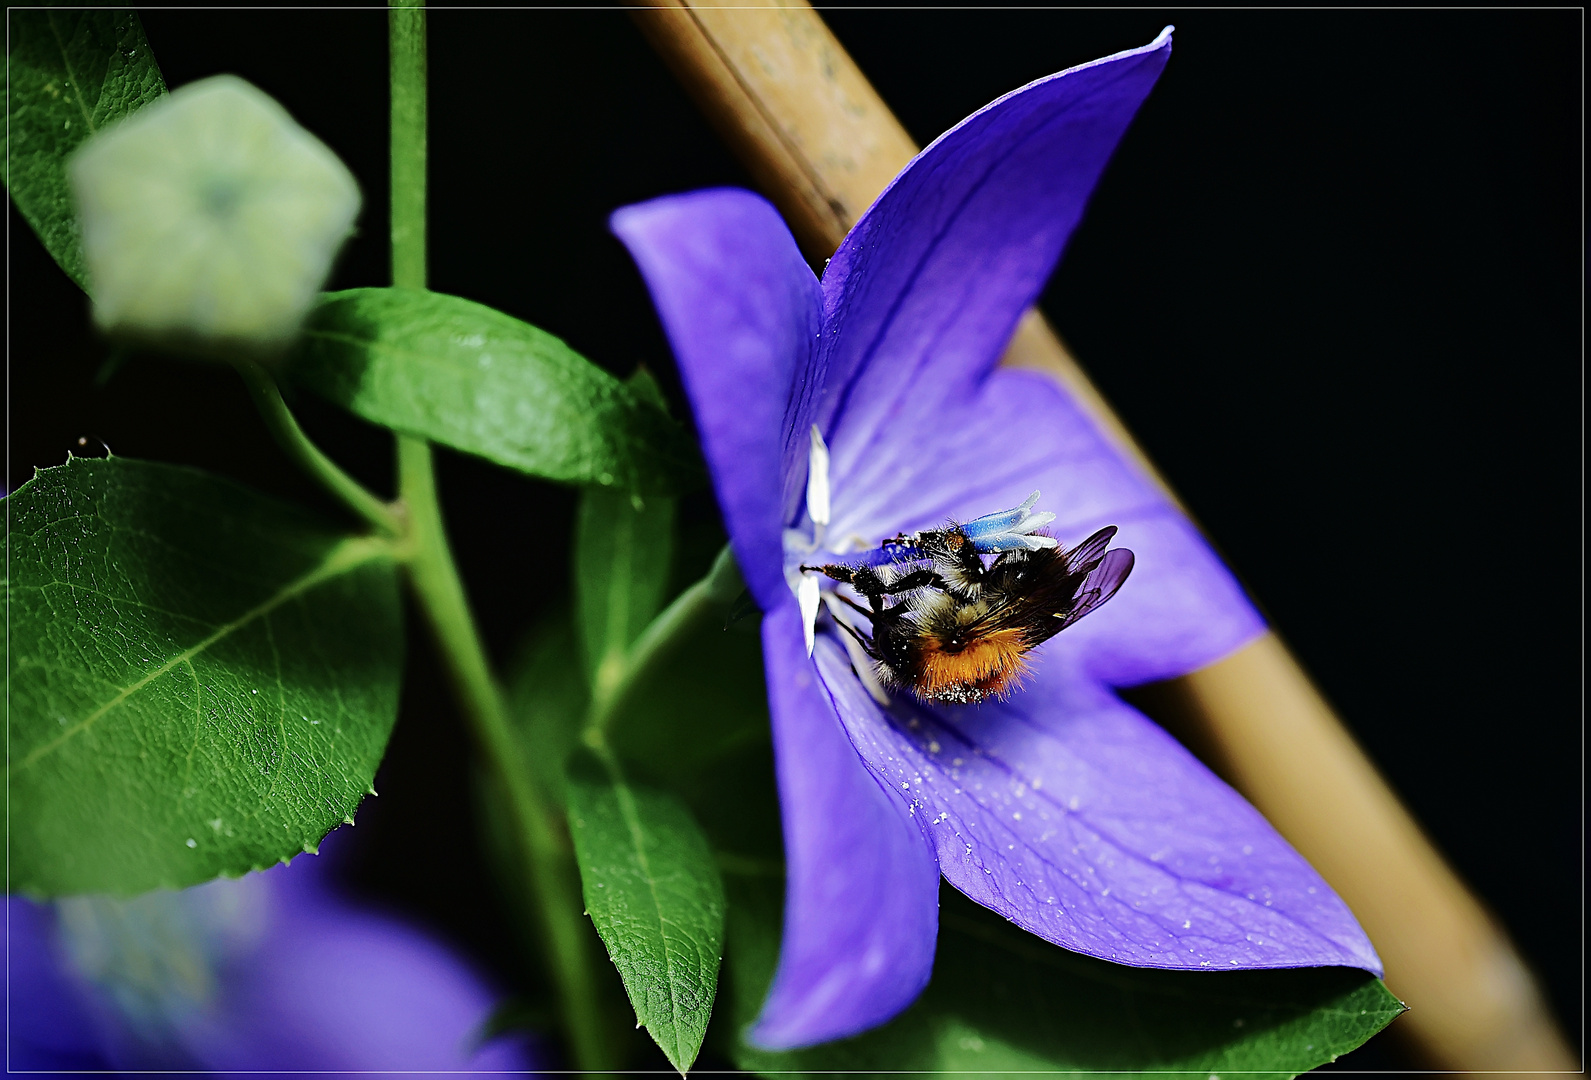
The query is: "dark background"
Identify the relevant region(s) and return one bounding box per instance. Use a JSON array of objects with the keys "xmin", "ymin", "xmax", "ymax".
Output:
[{"xmin": 8, "ymin": 6, "xmax": 1580, "ymax": 1070}]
